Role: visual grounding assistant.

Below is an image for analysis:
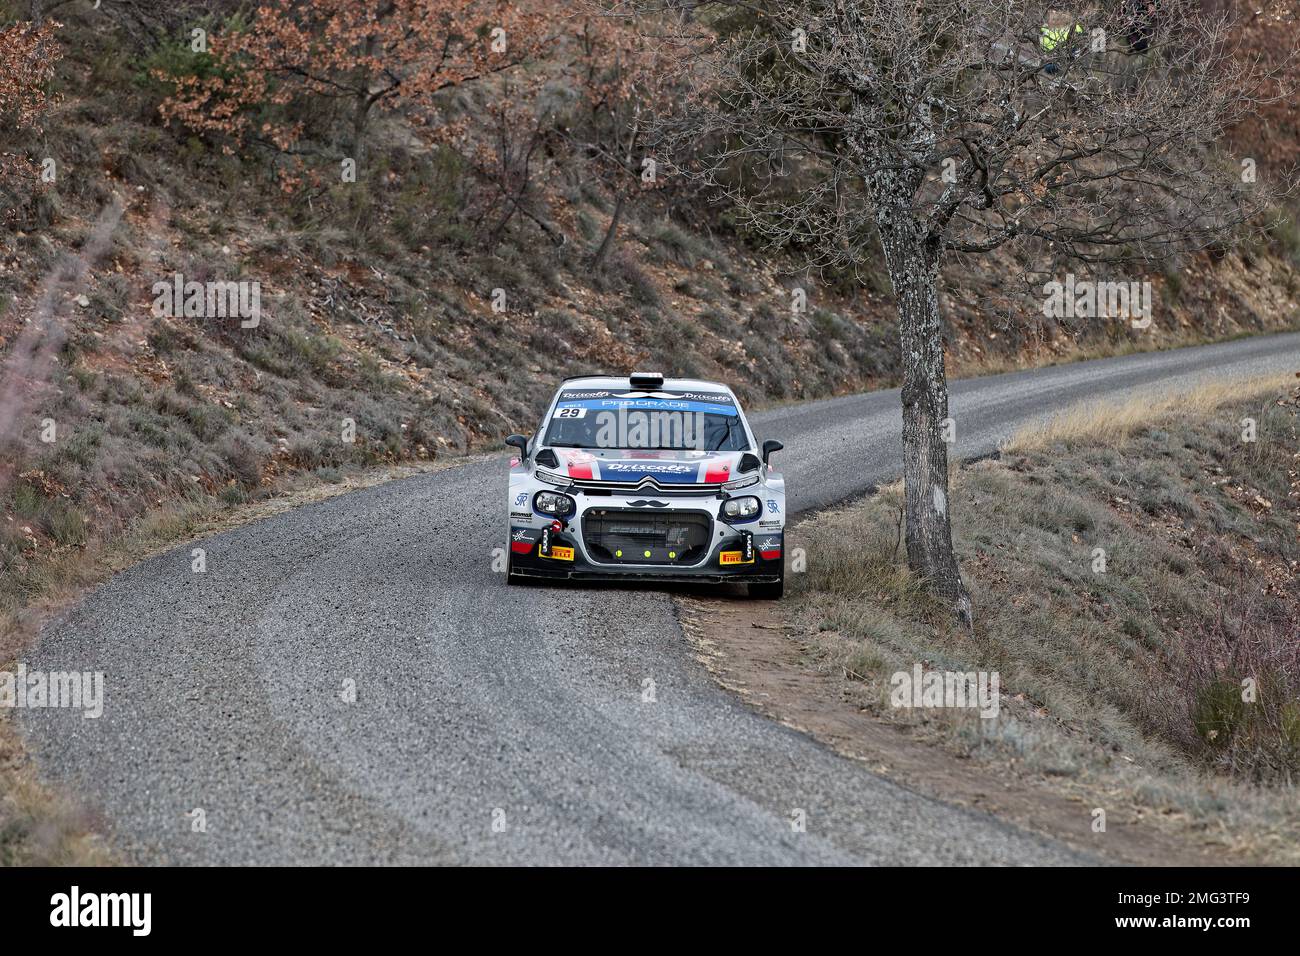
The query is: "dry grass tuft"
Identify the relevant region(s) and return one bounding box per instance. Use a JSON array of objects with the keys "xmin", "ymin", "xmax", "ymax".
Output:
[{"xmin": 1006, "ymin": 372, "xmax": 1296, "ymax": 450}]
